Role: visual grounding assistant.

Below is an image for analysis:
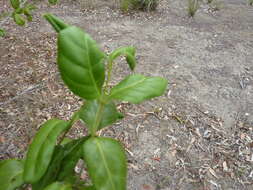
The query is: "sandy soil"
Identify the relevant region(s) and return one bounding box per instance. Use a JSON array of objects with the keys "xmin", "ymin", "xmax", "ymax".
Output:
[{"xmin": 0, "ymin": 0, "xmax": 253, "ymax": 189}]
